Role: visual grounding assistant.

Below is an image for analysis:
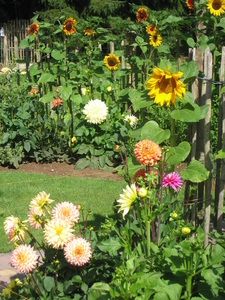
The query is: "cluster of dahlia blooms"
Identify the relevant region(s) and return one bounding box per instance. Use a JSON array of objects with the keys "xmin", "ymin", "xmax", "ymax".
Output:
[
  {"xmin": 4, "ymin": 192, "xmax": 92, "ymax": 276},
  {"xmin": 117, "ymin": 139, "xmax": 183, "ymax": 218}
]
